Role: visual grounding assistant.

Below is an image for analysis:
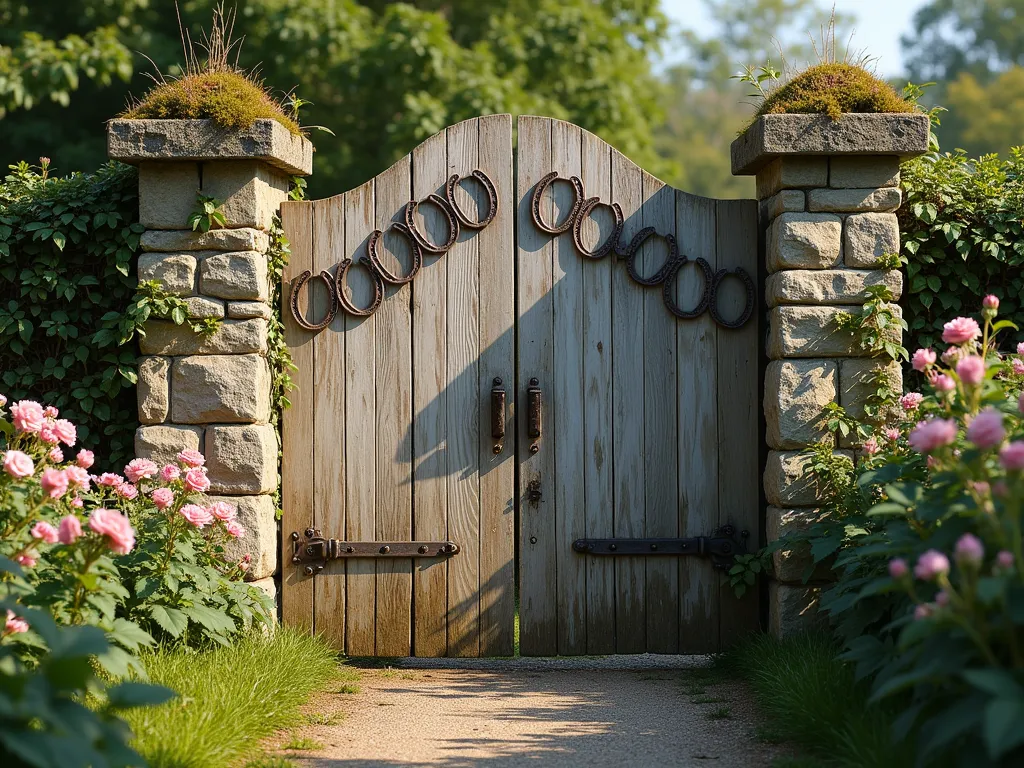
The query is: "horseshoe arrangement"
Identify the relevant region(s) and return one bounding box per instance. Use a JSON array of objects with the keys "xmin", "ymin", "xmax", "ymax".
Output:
[
  {"xmin": 530, "ymin": 171, "xmax": 755, "ymax": 329},
  {"xmin": 289, "ymin": 170, "xmax": 499, "ymax": 329}
]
